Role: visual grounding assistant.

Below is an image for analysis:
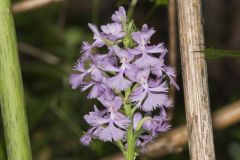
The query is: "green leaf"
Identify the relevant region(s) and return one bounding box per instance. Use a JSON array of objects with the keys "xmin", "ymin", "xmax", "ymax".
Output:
[
  {"xmin": 151, "ymin": 0, "xmax": 169, "ymax": 6},
  {"xmin": 201, "ymin": 48, "xmax": 240, "ymax": 59}
]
